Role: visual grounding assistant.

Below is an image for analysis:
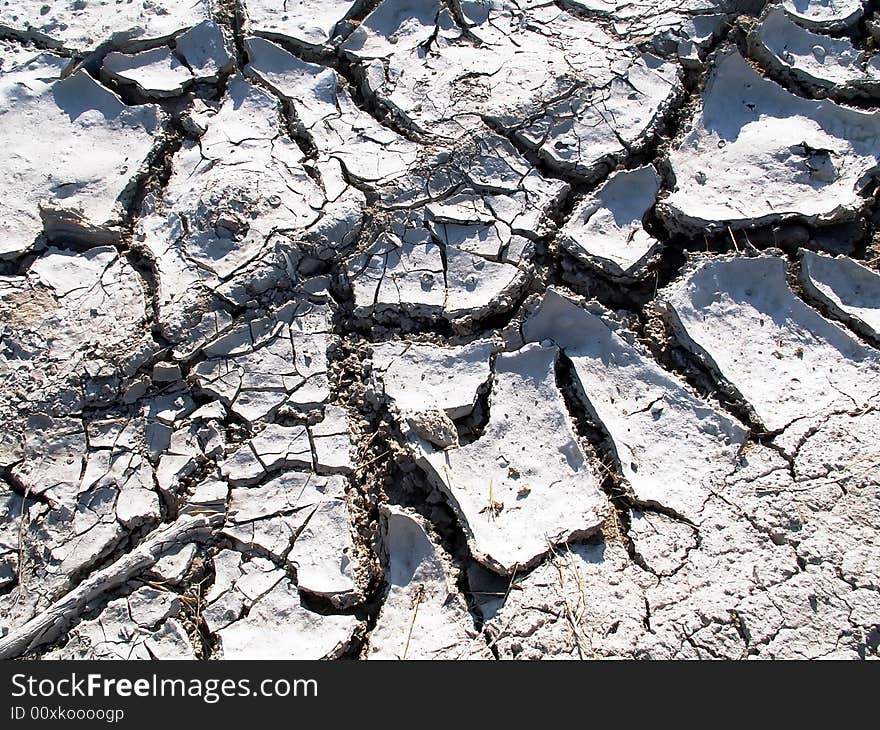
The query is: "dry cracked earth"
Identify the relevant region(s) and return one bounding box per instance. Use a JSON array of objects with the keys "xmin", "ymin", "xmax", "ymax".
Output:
[{"xmin": 0, "ymin": 0, "xmax": 879, "ymax": 661}]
